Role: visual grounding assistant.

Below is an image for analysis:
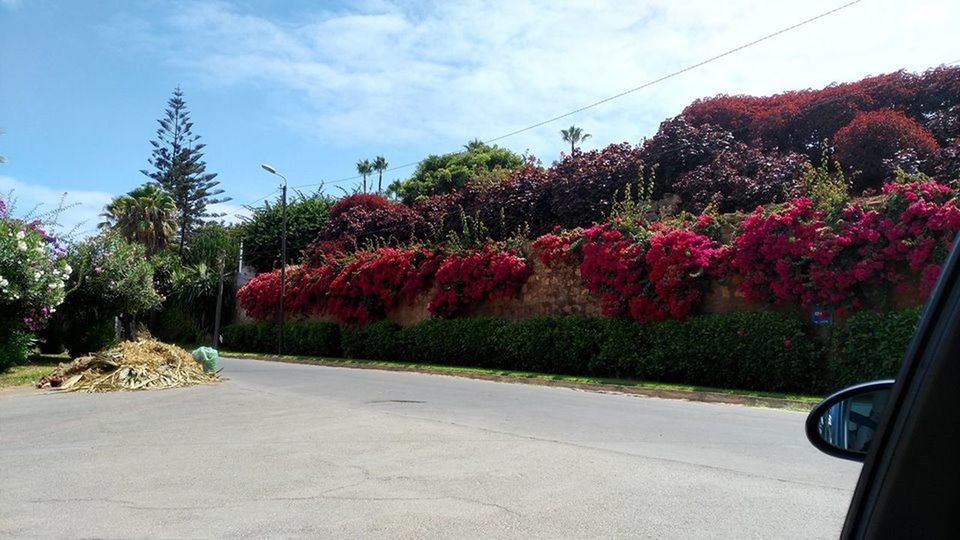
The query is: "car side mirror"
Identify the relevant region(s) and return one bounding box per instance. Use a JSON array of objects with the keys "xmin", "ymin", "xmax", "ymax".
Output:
[{"xmin": 805, "ymin": 380, "xmax": 895, "ymax": 462}]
